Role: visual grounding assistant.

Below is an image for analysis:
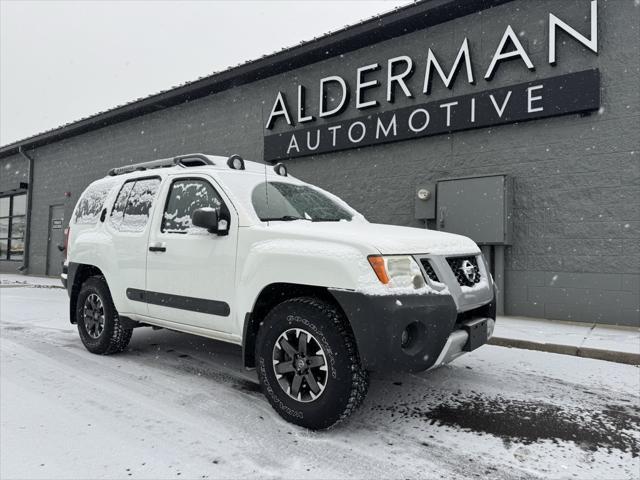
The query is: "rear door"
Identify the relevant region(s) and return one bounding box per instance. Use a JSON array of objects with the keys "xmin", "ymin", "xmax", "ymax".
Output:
[
  {"xmin": 106, "ymin": 176, "xmax": 162, "ymax": 316},
  {"xmin": 144, "ymin": 174, "xmax": 238, "ymax": 334}
]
